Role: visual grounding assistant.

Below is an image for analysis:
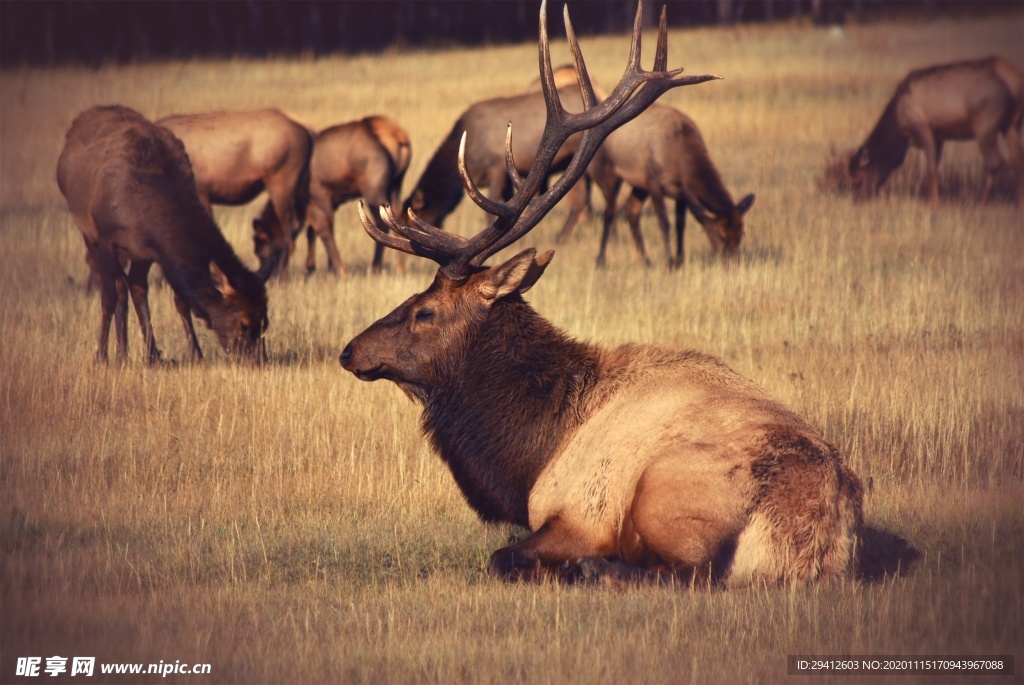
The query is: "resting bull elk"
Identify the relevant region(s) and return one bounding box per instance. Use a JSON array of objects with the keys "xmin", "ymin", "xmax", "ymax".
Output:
[
  {"xmin": 157, "ymin": 109, "xmax": 313, "ymax": 278},
  {"xmin": 849, "ymin": 56, "xmax": 1024, "ymax": 207},
  {"xmin": 341, "ymin": 1, "xmax": 863, "ymax": 587},
  {"xmin": 254, "ymin": 115, "xmax": 412, "ymax": 274},
  {"xmin": 57, "ymin": 105, "xmax": 268, "ymax": 364}
]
